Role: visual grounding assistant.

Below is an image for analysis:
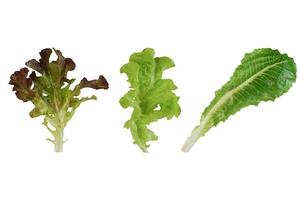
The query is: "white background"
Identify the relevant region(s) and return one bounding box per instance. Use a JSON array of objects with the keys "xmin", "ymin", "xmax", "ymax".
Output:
[{"xmin": 0, "ymin": 0, "xmax": 299, "ymax": 199}]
